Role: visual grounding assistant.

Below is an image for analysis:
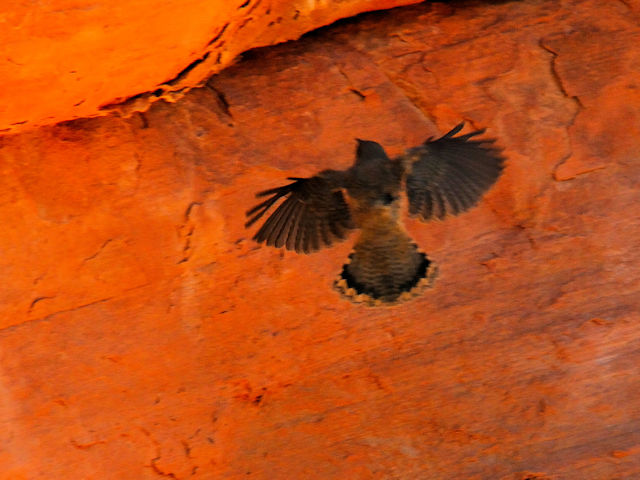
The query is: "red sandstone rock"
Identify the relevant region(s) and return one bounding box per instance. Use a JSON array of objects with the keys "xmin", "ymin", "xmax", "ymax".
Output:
[
  {"xmin": 0, "ymin": 0, "xmax": 421, "ymax": 134},
  {"xmin": 1, "ymin": 0, "xmax": 640, "ymax": 478}
]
